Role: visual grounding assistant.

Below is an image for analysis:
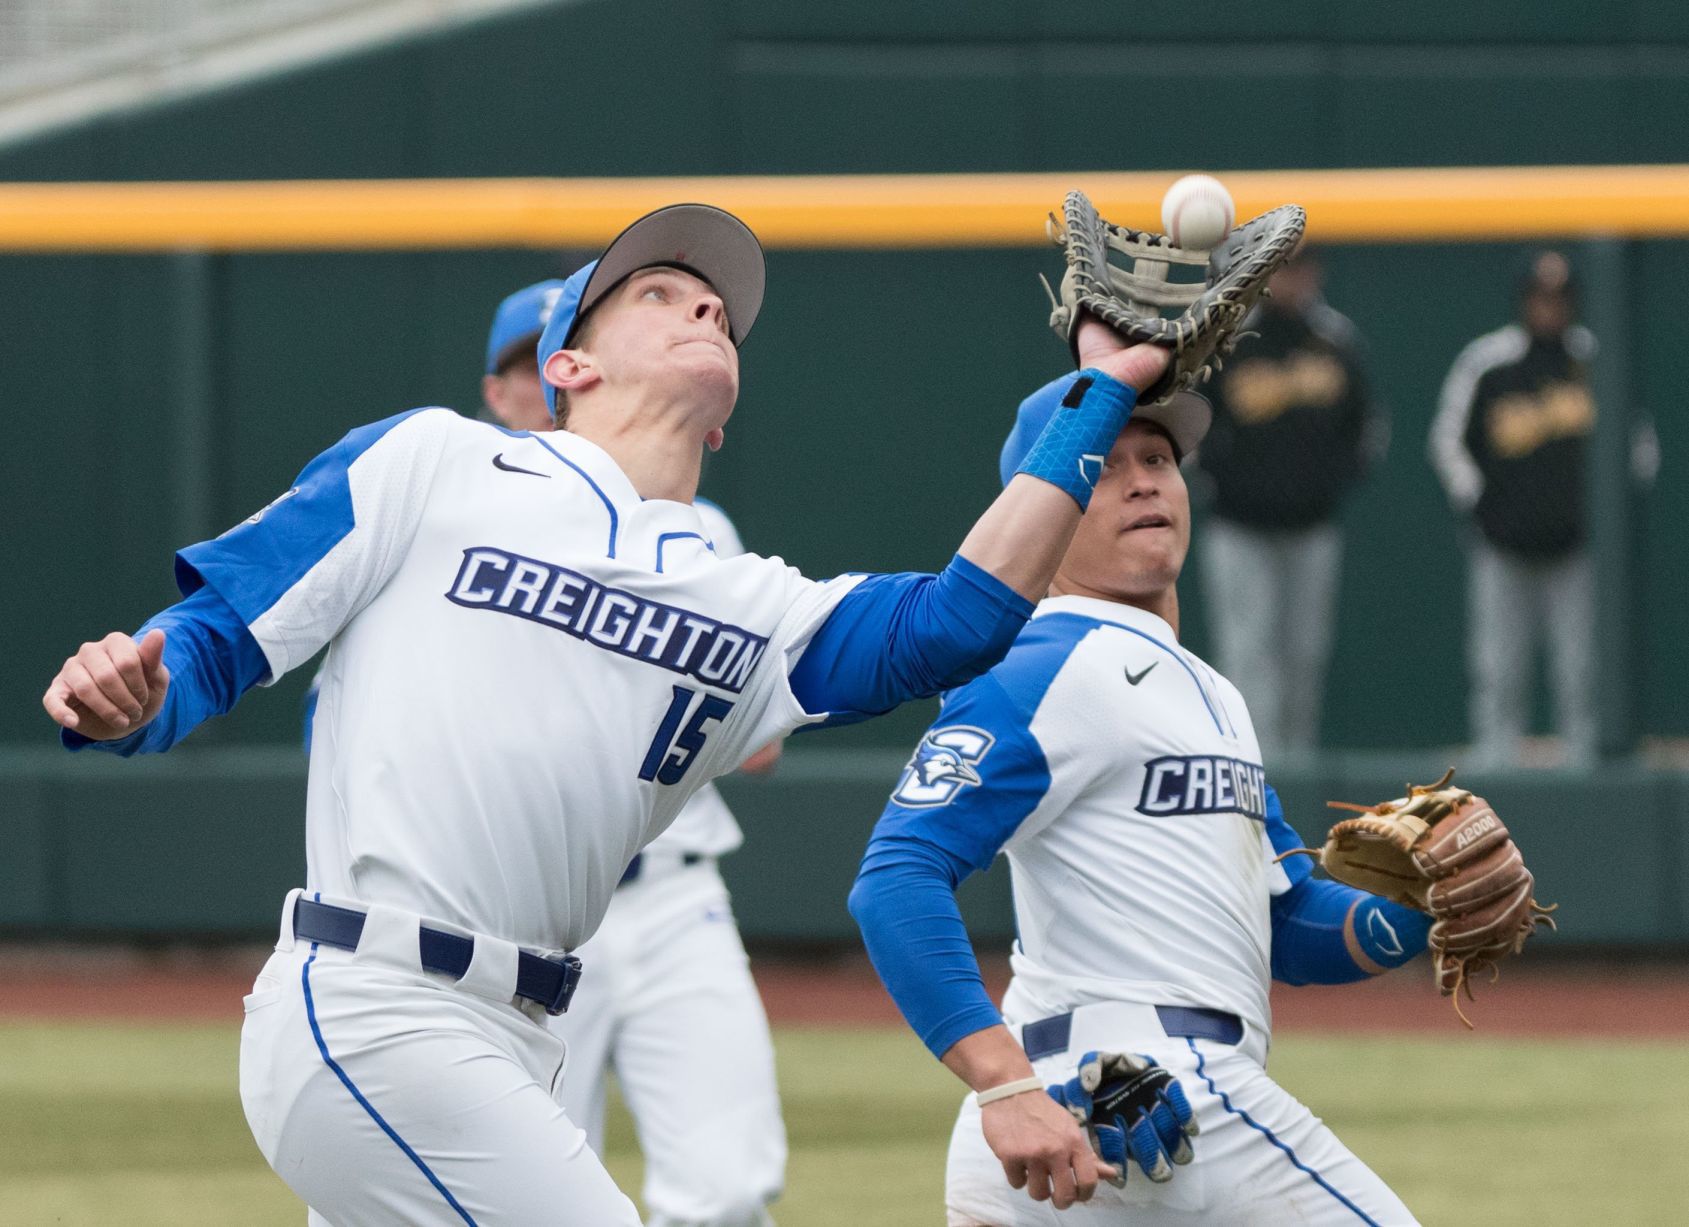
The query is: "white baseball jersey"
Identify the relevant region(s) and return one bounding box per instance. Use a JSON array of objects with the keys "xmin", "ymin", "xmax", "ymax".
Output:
[
  {"xmin": 880, "ymin": 595, "xmax": 1287, "ymax": 1039},
  {"xmin": 190, "ymin": 408, "xmax": 860, "ymax": 952},
  {"xmin": 644, "ymin": 497, "xmax": 747, "ymax": 860}
]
